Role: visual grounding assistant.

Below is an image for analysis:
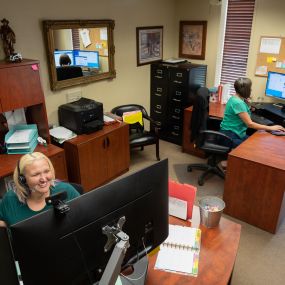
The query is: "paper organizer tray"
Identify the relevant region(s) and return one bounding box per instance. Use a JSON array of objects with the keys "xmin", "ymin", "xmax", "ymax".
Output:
[{"xmin": 5, "ymin": 124, "xmax": 38, "ymax": 154}]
